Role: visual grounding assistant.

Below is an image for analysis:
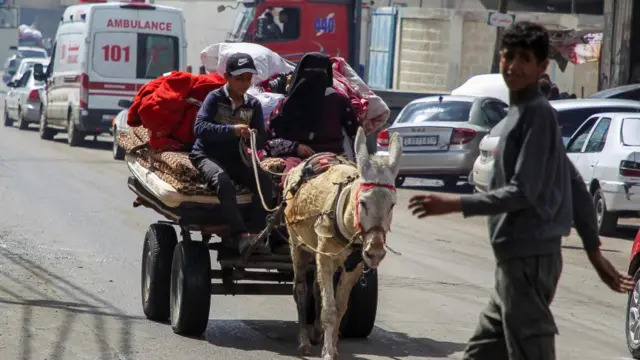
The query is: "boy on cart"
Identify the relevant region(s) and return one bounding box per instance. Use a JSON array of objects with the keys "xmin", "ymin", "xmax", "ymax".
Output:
[{"xmin": 190, "ymin": 53, "xmax": 275, "ymax": 256}]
